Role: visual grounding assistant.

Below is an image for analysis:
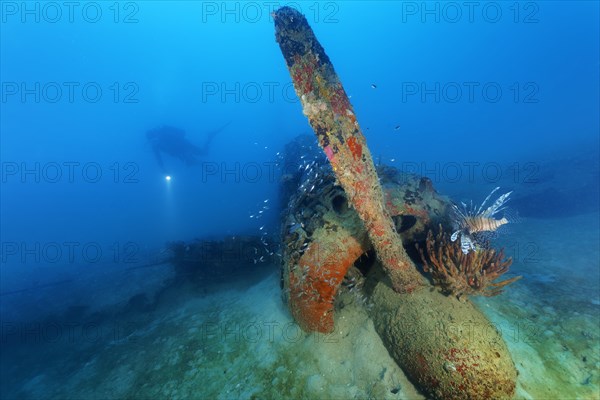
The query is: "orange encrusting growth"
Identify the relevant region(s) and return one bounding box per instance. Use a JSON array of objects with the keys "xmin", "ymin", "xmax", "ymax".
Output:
[
  {"xmin": 274, "ymin": 6, "xmax": 425, "ymax": 294},
  {"xmin": 274, "ymin": 10, "xmax": 519, "ymax": 399},
  {"xmin": 288, "ymin": 233, "xmax": 367, "ymax": 332}
]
